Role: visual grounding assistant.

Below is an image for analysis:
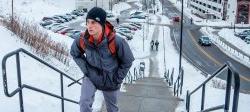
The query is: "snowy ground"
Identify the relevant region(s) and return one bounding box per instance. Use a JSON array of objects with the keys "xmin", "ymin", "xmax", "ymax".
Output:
[{"xmin": 0, "ymin": 0, "xmax": 250, "ymax": 112}]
